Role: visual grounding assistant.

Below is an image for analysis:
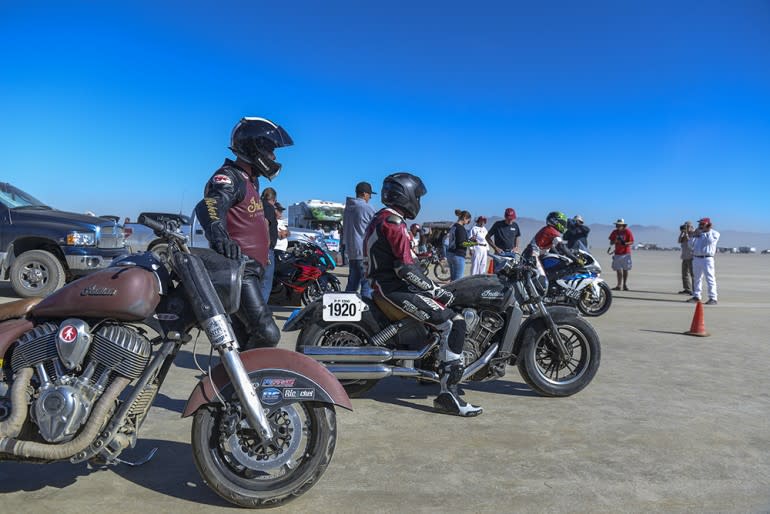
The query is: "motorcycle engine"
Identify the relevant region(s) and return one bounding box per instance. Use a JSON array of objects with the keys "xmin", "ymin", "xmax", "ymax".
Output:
[
  {"xmin": 10, "ymin": 320, "xmax": 151, "ymax": 443},
  {"xmin": 461, "ymin": 309, "xmax": 505, "ymax": 366}
]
